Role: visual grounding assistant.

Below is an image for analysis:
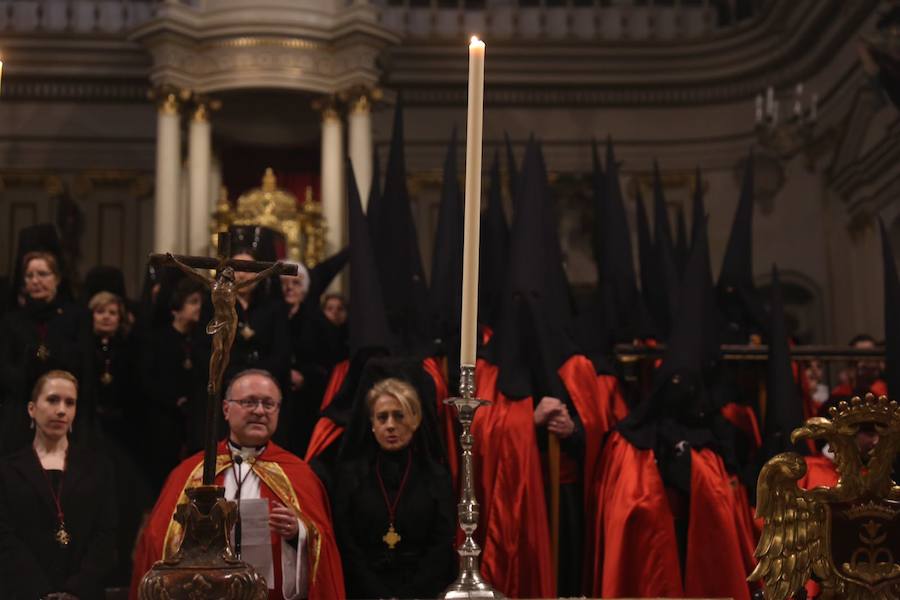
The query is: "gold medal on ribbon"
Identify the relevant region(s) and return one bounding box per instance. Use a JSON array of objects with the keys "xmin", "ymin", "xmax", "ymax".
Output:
[
  {"xmin": 56, "ymin": 523, "xmax": 70, "ymax": 547},
  {"xmin": 183, "ymin": 357, "xmax": 193, "ymax": 370},
  {"xmin": 100, "ymin": 371, "xmax": 113, "ymax": 386},
  {"xmin": 382, "ymin": 524, "xmax": 401, "ymax": 549},
  {"xmin": 37, "ymin": 344, "xmax": 50, "ymax": 361}
]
